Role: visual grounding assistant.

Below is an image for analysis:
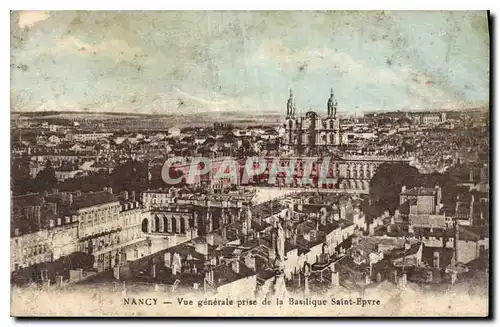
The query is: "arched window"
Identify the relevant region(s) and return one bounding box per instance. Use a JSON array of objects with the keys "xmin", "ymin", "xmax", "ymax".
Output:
[
  {"xmin": 171, "ymin": 217, "xmax": 178, "ymax": 234},
  {"xmin": 141, "ymin": 218, "xmax": 149, "ymax": 233},
  {"xmin": 346, "ymin": 170, "xmax": 351, "ymax": 178},
  {"xmin": 154, "ymin": 216, "xmax": 160, "ymax": 233},
  {"xmin": 353, "ymin": 170, "xmax": 357, "ymax": 178},
  {"xmin": 180, "ymin": 216, "xmax": 186, "ymax": 234},
  {"xmin": 163, "ymin": 217, "xmax": 168, "ymax": 233}
]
